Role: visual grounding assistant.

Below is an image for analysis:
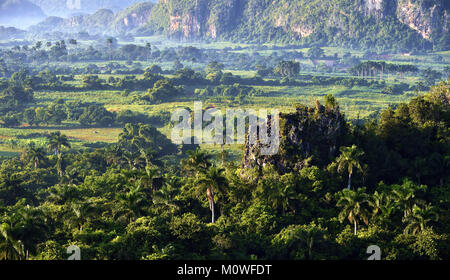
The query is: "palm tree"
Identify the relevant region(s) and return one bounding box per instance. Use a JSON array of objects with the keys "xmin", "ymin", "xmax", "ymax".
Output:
[
  {"xmin": 22, "ymin": 145, "xmax": 46, "ymax": 169},
  {"xmin": 257, "ymin": 169, "xmax": 297, "ymax": 215},
  {"xmin": 121, "ymin": 150, "xmax": 144, "ymax": 170},
  {"xmin": 140, "ymin": 147, "xmax": 158, "ymax": 168},
  {"xmin": 68, "ymin": 200, "xmax": 97, "ymax": 231},
  {"xmin": 0, "ymin": 217, "xmax": 25, "ymax": 260},
  {"xmin": 182, "ymin": 148, "xmax": 212, "ymax": 175},
  {"xmin": 403, "ymin": 204, "xmax": 438, "ymax": 234},
  {"xmin": 368, "ymin": 190, "xmax": 396, "ymax": 226},
  {"xmin": 337, "ymin": 188, "xmax": 370, "ymax": 235},
  {"xmin": 67, "ymin": 39, "xmax": 77, "ymax": 62},
  {"xmin": 153, "ymin": 176, "xmax": 180, "ymax": 214},
  {"xmin": 392, "ymin": 180, "xmax": 426, "ymax": 218},
  {"xmin": 0, "ymin": 173, "xmax": 24, "ymax": 206},
  {"xmin": 146, "ymin": 42, "xmax": 152, "ymax": 62},
  {"xmin": 294, "ymin": 225, "xmax": 326, "ymax": 260},
  {"xmin": 217, "ymin": 148, "xmax": 229, "ymax": 165},
  {"xmin": 118, "ymin": 123, "xmax": 145, "ymax": 153},
  {"xmin": 195, "ymin": 166, "xmax": 228, "ymax": 223},
  {"xmin": 60, "ymin": 166, "xmax": 82, "ymax": 186},
  {"xmin": 47, "ymin": 132, "xmax": 70, "ymax": 177},
  {"xmin": 17, "ymin": 205, "xmax": 48, "ymax": 257},
  {"xmin": 47, "ymin": 184, "xmax": 79, "ymax": 205},
  {"xmin": 35, "ymin": 41, "xmax": 42, "ymax": 50},
  {"xmin": 47, "ymin": 131, "xmax": 71, "ymax": 157},
  {"xmin": 68, "ymin": 39, "xmax": 77, "ymax": 50},
  {"xmin": 114, "ymin": 185, "xmax": 148, "ymax": 223},
  {"xmin": 336, "ymin": 145, "xmax": 364, "ymax": 190},
  {"xmin": 56, "ymin": 155, "xmax": 68, "ymax": 177},
  {"xmin": 107, "ymin": 38, "xmax": 114, "ymax": 61}
]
